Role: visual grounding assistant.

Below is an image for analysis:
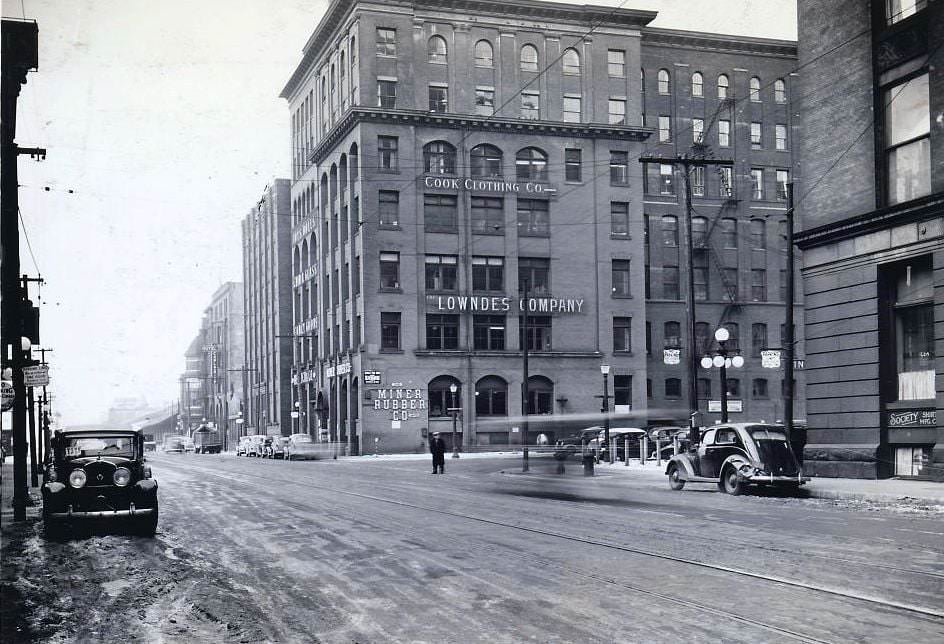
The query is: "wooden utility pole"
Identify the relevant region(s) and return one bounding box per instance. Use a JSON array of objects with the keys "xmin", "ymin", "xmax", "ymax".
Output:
[
  {"xmin": 640, "ymin": 155, "xmax": 733, "ymax": 448},
  {"xmin": 784, "ymin": 184, "xmax": 796, "ymax": 443},
  {"xmin": 520, "ymin": 278, "xmax": 530, "ymax": 472}
]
